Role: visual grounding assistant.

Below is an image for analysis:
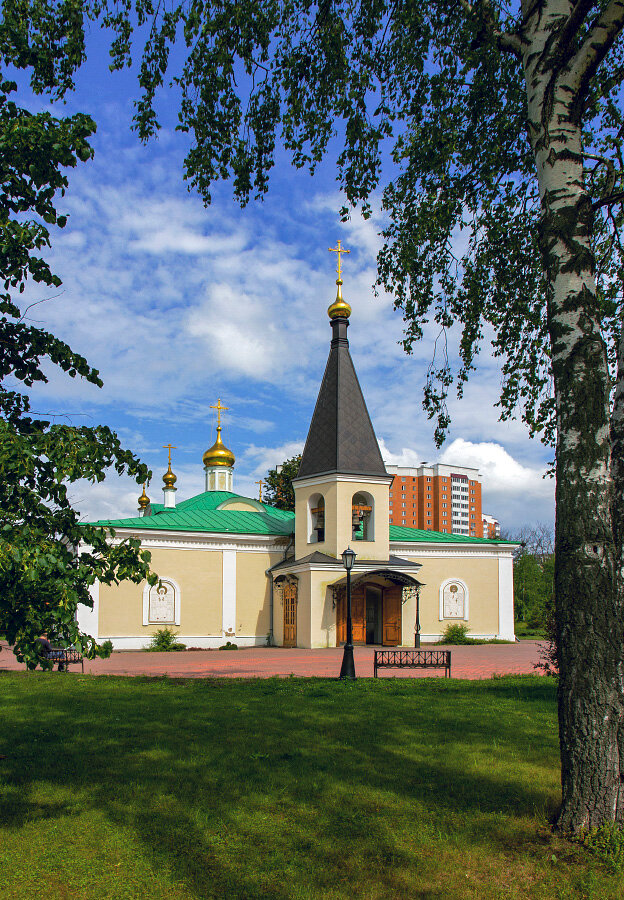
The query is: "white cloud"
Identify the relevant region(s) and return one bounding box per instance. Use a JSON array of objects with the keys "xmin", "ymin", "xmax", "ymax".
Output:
[{"xmin": 439, "ymin": 438, "xmax": 548, "ymax": 497}]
